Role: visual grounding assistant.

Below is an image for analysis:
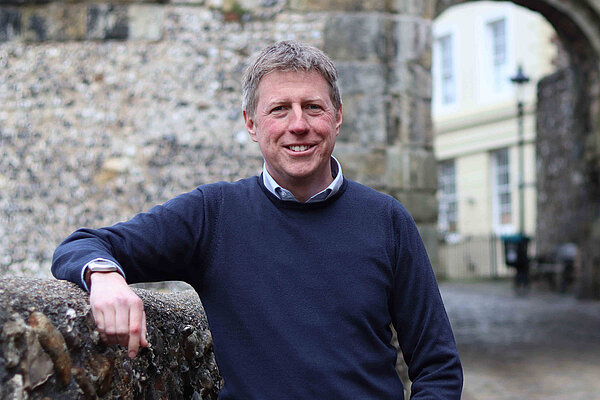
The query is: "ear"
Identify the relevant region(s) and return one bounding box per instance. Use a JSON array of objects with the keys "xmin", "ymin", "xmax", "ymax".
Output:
[
  {"xmin": 335, "ymin": 104, "xmax": 343, "ymax": 135},
  {"xmin": 243, "ymin": 110, "xmax": 258, "ymax": 142}
]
